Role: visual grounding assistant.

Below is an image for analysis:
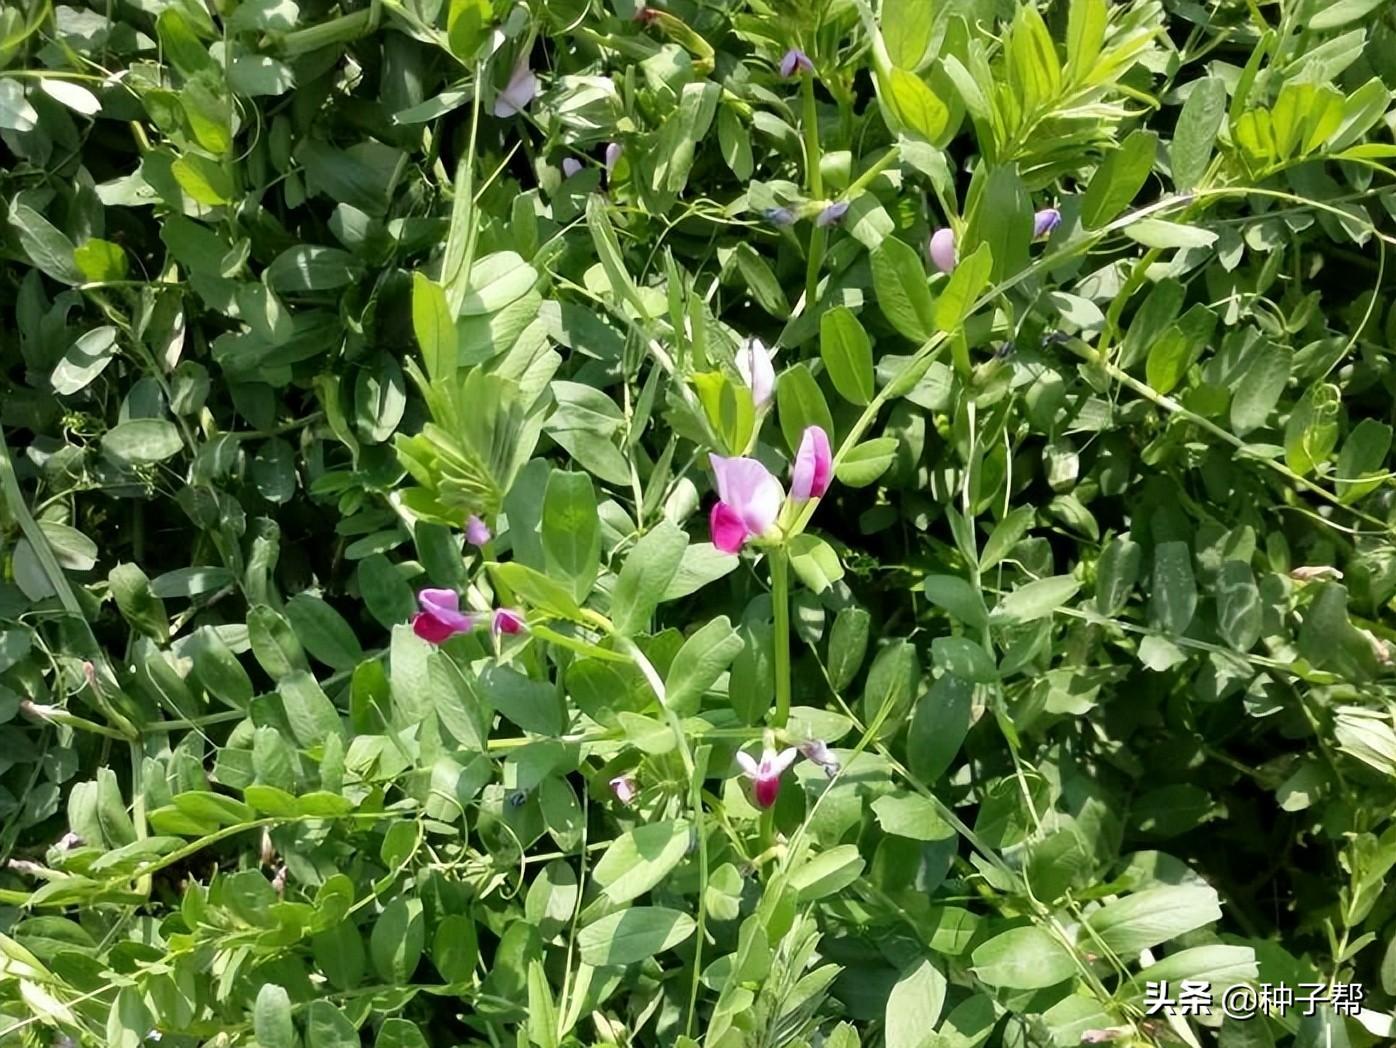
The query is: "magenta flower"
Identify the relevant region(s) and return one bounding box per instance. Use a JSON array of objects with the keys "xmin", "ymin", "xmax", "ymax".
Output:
[
  {"xmin": 708, "ymin": 455, "xmax": 785, "ymax": 553},
  {"xmin": 736, "ymin": 337, "xmax": 775, "ymax": 407},
  {"xmin": 493, "ymin": 63, "xmax": 537, "ymax": 118},
  {"xmin": 466, "ymin": 514, "xmax": 491, "ymax": 547},
  {"xmin": 1033, "ymin": 207, "xmax": 1061, "ymax": 239},
  {"xmin": 562, "ymin": 157, "xmax": 583, "ymax": 178},
  {"xmin": 736, "ymin": 745, "xmax": 799, "ymax": 808},
  {"xmin": 605, "ymin": 142, "xmax": 623, "ymax": 172},
  {"xmin": 780, "ymin": 48, "xmax": 814, "ymax": 77},
  {"xmin": 492, "ymin": 608, "xmax": 527, "ymax": 636},
  {"xmin": 610, "ymin": 775, "xmax": 638, "ymax": 805},
  {"xmin": 790, "ymin": 425, "xmax": 832, "ymax": 502},
  {"xmin": 929, "ymin": 227, "xmax": 957, "ymax": 274},
  {"xmin": 816, "ymin": 200, "xmax": 849, "ymax": 227},
  {"xmin": 413, "ymin": 588, "xmax": 474, "ymax": 644}
]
